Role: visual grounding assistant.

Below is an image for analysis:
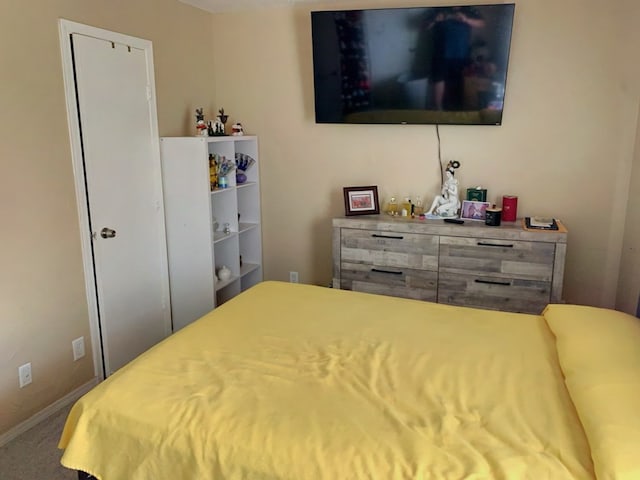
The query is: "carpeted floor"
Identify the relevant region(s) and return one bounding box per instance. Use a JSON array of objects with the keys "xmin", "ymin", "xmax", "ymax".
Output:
[{"xmin": 0, "ymin": 404, "xmax": 76, "ymax": 480}]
